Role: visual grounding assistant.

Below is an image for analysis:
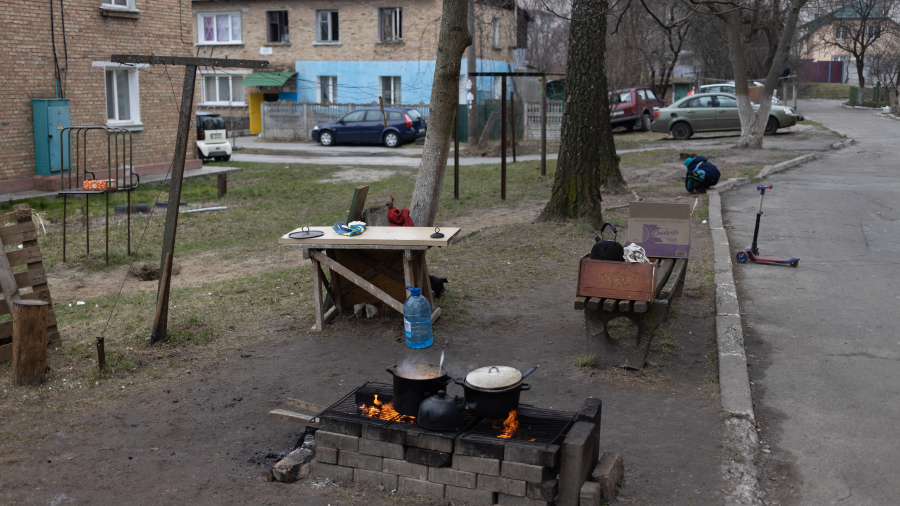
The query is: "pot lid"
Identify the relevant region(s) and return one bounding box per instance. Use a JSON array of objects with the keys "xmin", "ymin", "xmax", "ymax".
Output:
[{"xmin": 465, "ymin": 366, "xmax": 522, "ymax": 391}]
